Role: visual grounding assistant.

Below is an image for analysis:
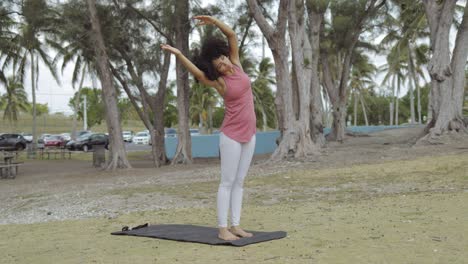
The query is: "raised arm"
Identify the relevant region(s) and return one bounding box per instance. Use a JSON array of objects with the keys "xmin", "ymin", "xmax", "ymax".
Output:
[
  {"xmin": 160, "ymin": 44, "xmax": 225, "ymax": 96},
  {"xmin": 194, "ymin": 16, "xmax": 240, "ymax": 67}
]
